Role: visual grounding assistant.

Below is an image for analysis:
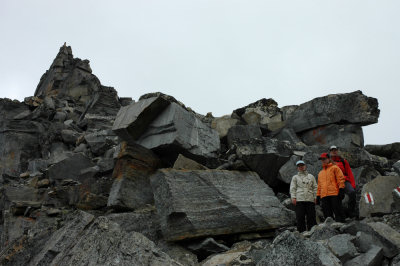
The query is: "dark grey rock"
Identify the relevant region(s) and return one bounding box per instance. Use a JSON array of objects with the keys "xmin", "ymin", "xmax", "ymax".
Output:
[
  {"xmin": 359, "ymin": 176, "xmax": 400, "ymax": 218},
  {"xmin": 173, "ymin": 154, "xmax": 208, "ymax": 170},
  {"xmin": 28, "ymin": 159, "xmax": 48, "ymax": 175},
  {"xmin": 392, "ymin": 254, "xmax": 400, "ymax": 266},
  {"xmin": 80, "ymin": 86, "xmax": 121, "ymax": 130},
  {"xmin": 95, "ymin": 158, "xmax": 115, "ymax": 173},
  {"xmin": 106, "ymin": 209, "xmax": 160, "ymax": 242},
  {"xmin": 344, "ymin": 245, "xmax": 383, "ymax": 266},
  {"xmin": 136, "ymin": 102, "xmax": 220, "ymax": 165},
  {"xmin": 342, "ymin": 221, "xmax": 400, "ymax": 258},
  {"xmin": 0, "ymin": 98, "xmax": 30, "ymax": 120},
  {"xmin": 232, "ymin": 98, "xmax": 279, "ymax": 120},
  {"xmin": 150, "ymin": 169, "xmax": 295, "ymax": 241},
  {"xmin": 28, "ymin": 210, "xmax": 95, "ymax": 265},
  {"xmin": 48, "ymin": 142, "xmax": 71, "ymax": 164},
  {"xmin": 278, "ymin": 155, "xmax": 301, "ymax": 184},
  {"xmin": 84, "ymin": 129, "xmax": 118, "ymax": 156},
  {"xmin": 286, "ymin": 90, "xmax": 379, "ymax": 133},
  {"xmin": 112, "ymin": 96, "xmax": 170, "ymax": 142},
  {"xmin": 211, "ymin": 115, "xmax": 241, "ymax": 139},
  {"xmin": 107, "ymin": 142, "xmax": 161, "ymax": 211},
  {"xmin": 53, "ymin": 111, "xmax": 67, "ymax": 122},
  {"xmin": 256, "ymin": 230, "xmax": 341, "ymax": 265},
  {"xmin": 61, "ymin": 129, "xmax": 80, "ymax": 145},
  {"xmin": 394, "ymin": 161, "xmax": 400, "ymax": 175},
  {"xmin": 281, "ymin": 105, "xmax": 298, "ymax": 121},
  {"xmin": 56, "ymin": 217, "xmax": 181, "ymax": 266},
  {"xmin": 235, "ymin": 137, "xmax": 293, "ymax": 187},
  {"xmin": 308, "ymin": 222, "xmax": 340, "ymax": 241},
  {"xmin": 365, "ymin": 143, "xmax": 400, "ymax": 160},
  {"xmin": 271, "ymin": 127, "xmax": 303, "ymax": 144},
  {"xmin": 47, "ymin": 153, "xmax": 95, "ymax": 185},
  {"xmin": 226, "ymin": 125, "xmax": 262, "ymax": 147},
  {"xmin": 327, "ymin": 234, "xmax": 358, "ymax": 262},
  {"xmin": 300, "ymin": 124, "xmax": 364, "ymax": 149},
  {"xmin": 0, "ymin": 121, "xmax": 44, "ymax": 177},
  {"xmin": 187, "ymin": 237, "xmax": 229, "ymax": 260},
  {"xmin": 34, "ymin": 45, "xmax": 98, "ymax": 104}
]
